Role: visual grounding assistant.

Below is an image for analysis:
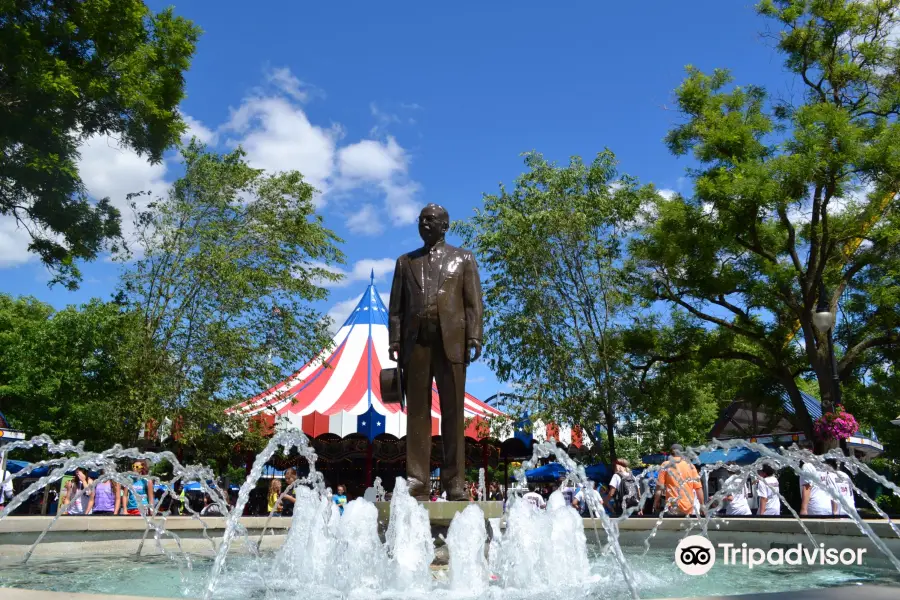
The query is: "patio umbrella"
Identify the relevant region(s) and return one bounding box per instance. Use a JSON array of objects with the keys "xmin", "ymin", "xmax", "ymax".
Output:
[{"xmin": 509, "ymin": 462, "xmax": 568, "ymax": 482}]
